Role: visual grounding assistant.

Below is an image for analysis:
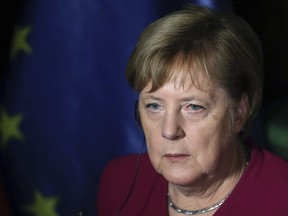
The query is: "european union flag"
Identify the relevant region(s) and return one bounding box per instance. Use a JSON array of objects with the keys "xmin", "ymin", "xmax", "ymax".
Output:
[{"xmin": 0, "ymin": 0, "xmax": 232, "ymax": 215}]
